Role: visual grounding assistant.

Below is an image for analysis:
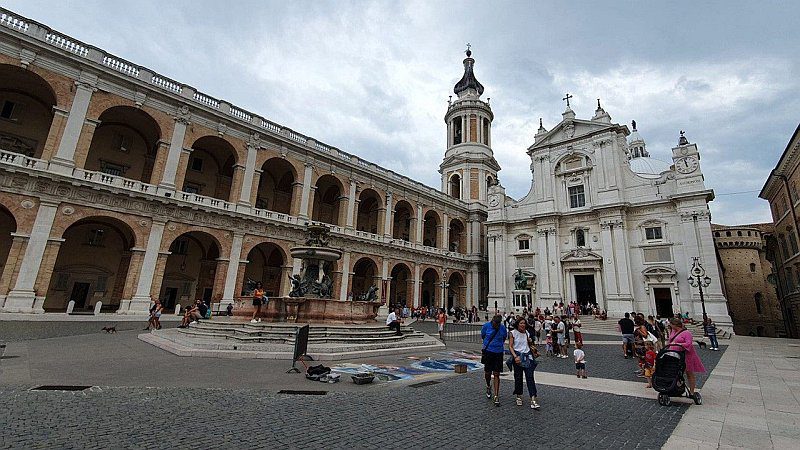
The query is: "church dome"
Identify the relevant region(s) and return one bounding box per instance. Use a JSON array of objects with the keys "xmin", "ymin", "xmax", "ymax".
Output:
[
  {"xmin": 629, "ymin": 156, "xmax": 671, "ymax": 179},
  {"xmin": 453, "ymin": 49, "xmax": 484, "ymax": 97}
]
